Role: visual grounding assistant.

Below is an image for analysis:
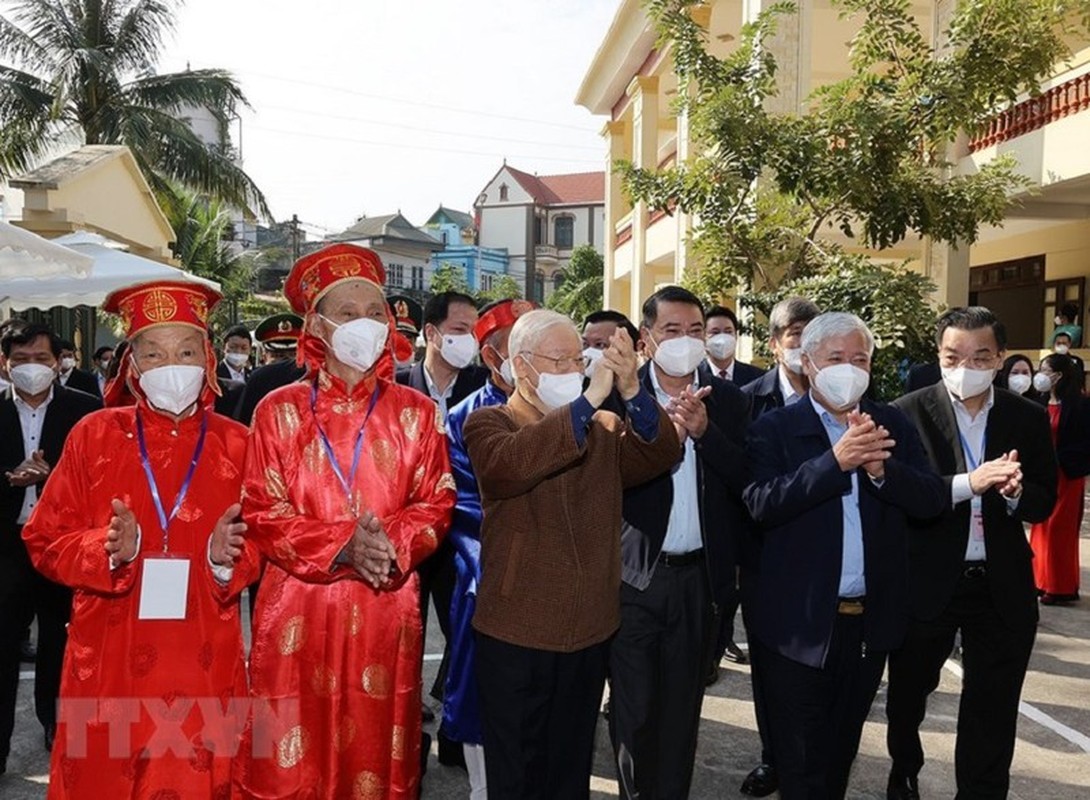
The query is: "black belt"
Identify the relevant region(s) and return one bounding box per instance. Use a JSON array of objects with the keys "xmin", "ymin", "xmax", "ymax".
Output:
[
  {"xmin": 962, "ymin": 561, "xmax": 987, "ymax": 579},
  {"xmin": 659, "ymin": 549, "xmax": 704, "ymax": 568},
  {"xmin": 837, "ymin": 596, "xmax": 865, "ymax": 616}
]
